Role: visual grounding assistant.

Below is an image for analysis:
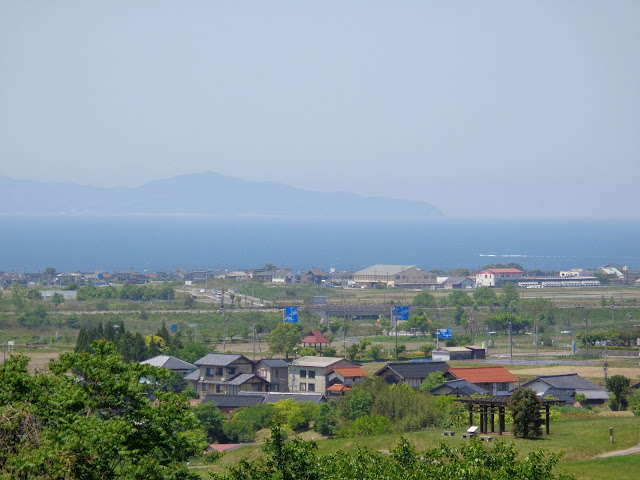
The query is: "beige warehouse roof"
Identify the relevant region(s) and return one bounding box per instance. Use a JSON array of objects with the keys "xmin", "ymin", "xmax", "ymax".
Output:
[{"xmin": 354, "ymin": 265, "xmax": 416, "ymax": 276}]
